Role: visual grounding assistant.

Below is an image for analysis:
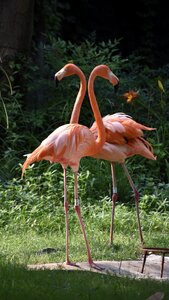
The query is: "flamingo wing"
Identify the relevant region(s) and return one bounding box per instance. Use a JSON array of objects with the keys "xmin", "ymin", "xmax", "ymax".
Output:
[
  {"xmin": 90, "ymin": 112, "xmax": 156, "ymax": 145},
  {"xmin": 22, "ymin": 123, "xmax": 96, "ymax": 176}
]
